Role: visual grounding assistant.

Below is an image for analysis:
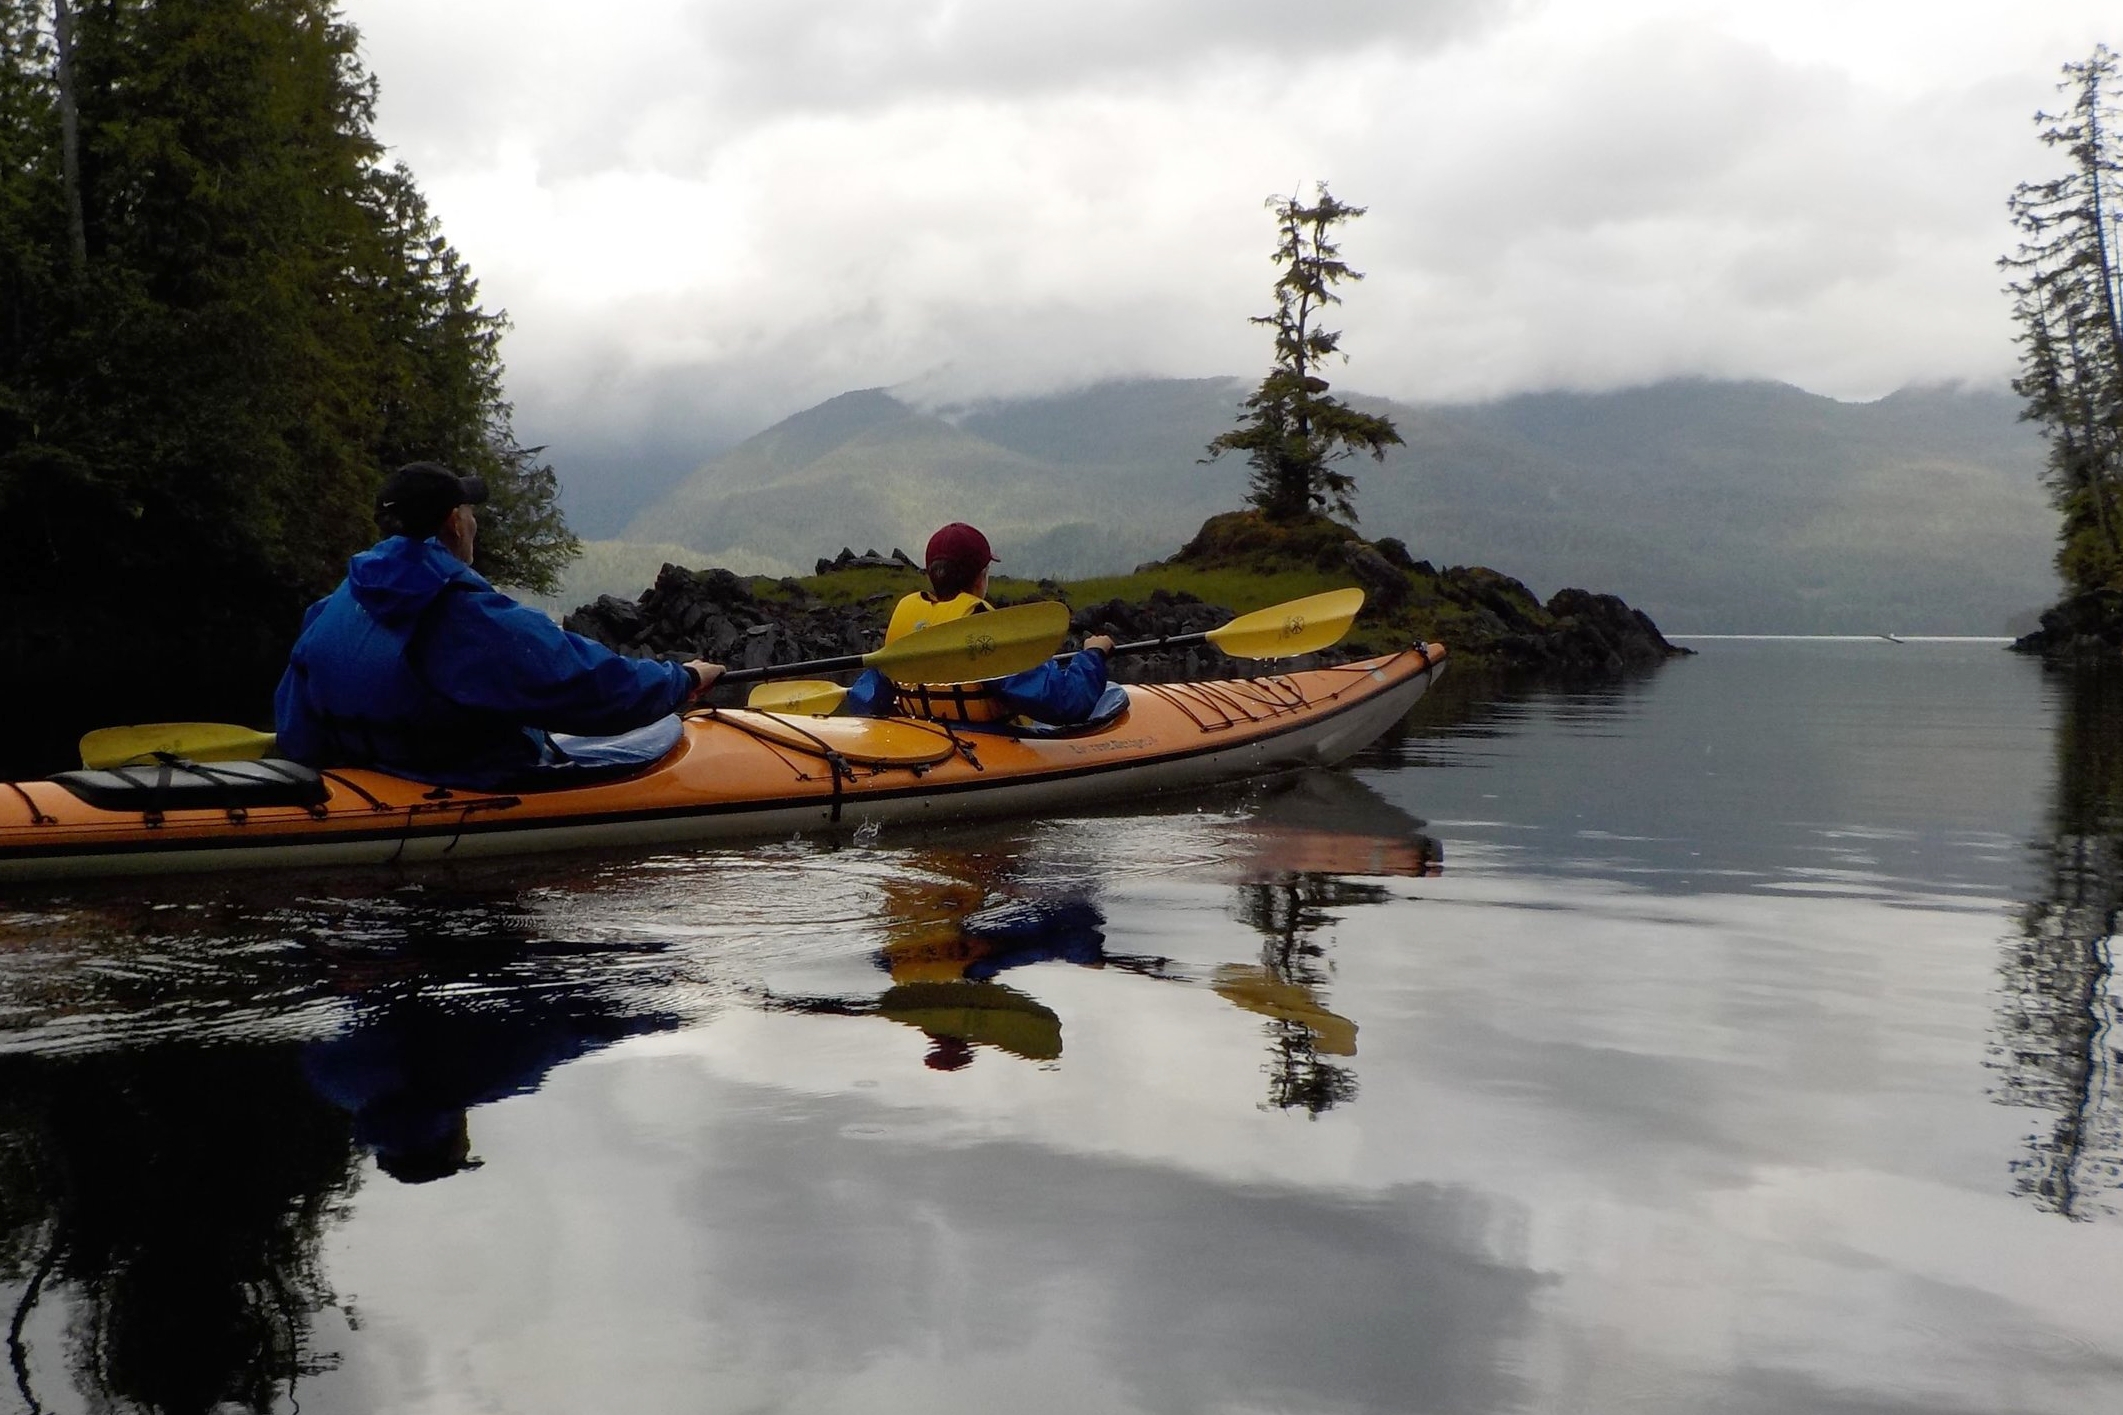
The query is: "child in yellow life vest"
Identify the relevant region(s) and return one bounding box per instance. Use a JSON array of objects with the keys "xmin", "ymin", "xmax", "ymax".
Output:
[{"xmin": 844, "ymin": 523, "xmax": 1117, "ymax": 724}]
